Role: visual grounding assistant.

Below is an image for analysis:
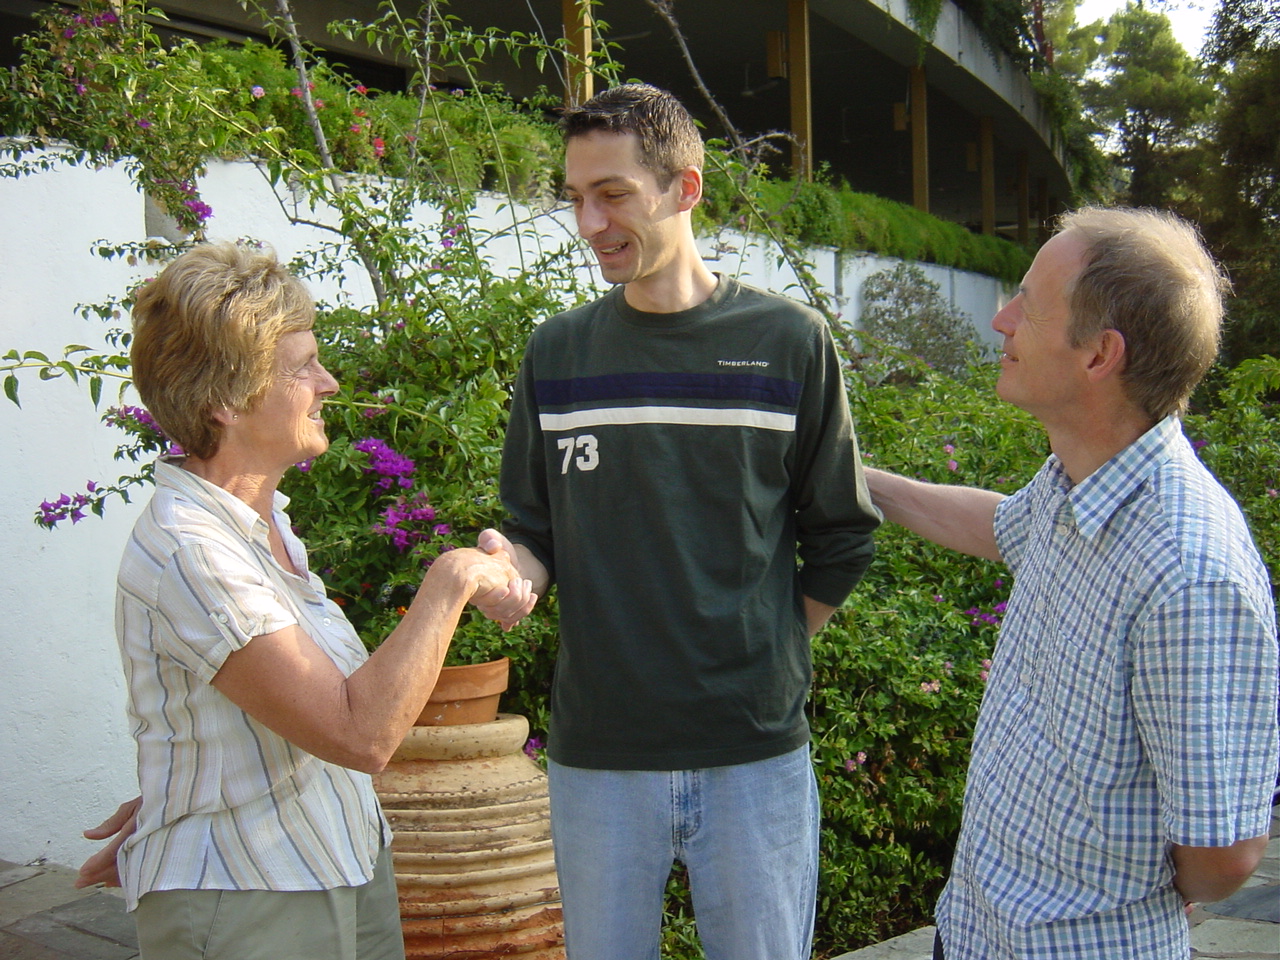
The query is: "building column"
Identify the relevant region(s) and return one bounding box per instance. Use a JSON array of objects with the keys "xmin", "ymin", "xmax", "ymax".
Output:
[
  {"xmin": 562, "ymin": 0, "xmax": 593, "ymax": 106},
  {"xmin": 979, "ymin": 116, "xmax": 995, "ymax": 235},
  {"xmin": 910, "ymin": 65, "xmax": 928, "ymax": 213},
  {"xmin": 788, "ymin": 0, "xmax": 813, "ymax": 181},
  {"xmin": 1037, "ymin": 177, "xmax": 1050, "ymax": 243},
  {"xmin": 1016, "ymin": 153, "xmax": 1030, "ymax": 244}
]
